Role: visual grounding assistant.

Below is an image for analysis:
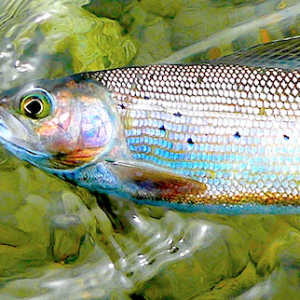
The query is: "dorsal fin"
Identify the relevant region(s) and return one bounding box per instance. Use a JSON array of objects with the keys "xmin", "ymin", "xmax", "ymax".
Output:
[{"xmin": 210, "ymin": 36, "xmax": 300, "ymax": 70}]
